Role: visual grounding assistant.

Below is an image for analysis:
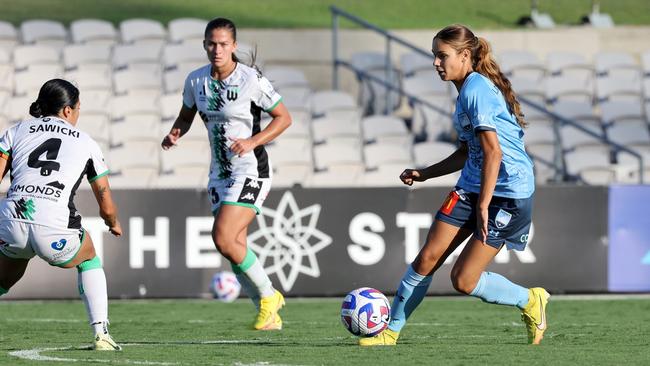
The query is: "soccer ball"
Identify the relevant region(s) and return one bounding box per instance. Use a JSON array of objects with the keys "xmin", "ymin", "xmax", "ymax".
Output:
[
  {"xmin": 210, "ymin": 271, "xmax": 241, "ymax": 302},
  {"xmin": 340, "ymin": 287, "xmax": 391, "ymax": 337}
]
